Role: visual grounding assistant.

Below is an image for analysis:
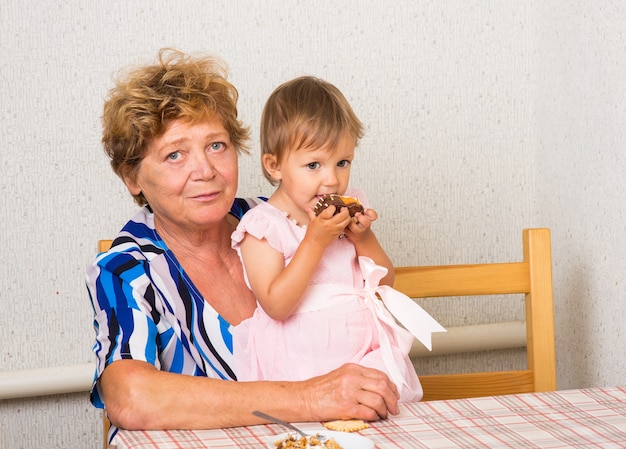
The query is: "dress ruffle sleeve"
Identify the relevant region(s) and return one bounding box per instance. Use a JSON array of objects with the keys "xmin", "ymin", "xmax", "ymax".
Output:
[{"xmin": 231, "ymin": 202, "xmax": 301, "ymax": 262}]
